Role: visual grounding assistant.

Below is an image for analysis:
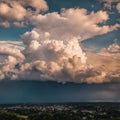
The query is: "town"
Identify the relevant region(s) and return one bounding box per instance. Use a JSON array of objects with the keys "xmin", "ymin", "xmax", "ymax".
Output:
[{"xmin": 0, "ymin": 103, "xmax": 120, "ymax": 120}]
